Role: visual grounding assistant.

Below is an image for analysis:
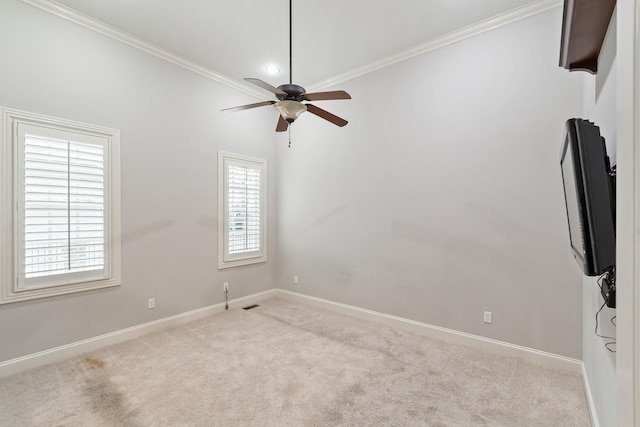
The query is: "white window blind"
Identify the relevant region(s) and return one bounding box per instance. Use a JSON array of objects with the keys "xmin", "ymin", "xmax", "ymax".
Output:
[
  {"xmin": 218, "ymin": 151, "xmax": 267, "ymax": 269},
  {"xmin": 227, "ymin": 165, "xmax": 261, "ymax": 255},
  {"xmin": 22, "ymin": 134, "xmax": 105, "ymax": 281},
  {"xmin": 1, "ymin": 107, "xmax": 121, "ymax": 304}
]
